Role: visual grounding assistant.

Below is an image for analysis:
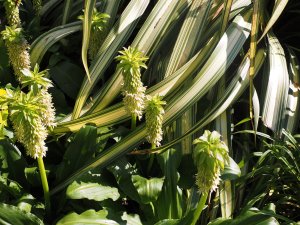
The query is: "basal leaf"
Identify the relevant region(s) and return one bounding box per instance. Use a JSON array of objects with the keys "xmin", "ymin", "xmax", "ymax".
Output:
[
  {"xmin": 56, "ymin": 209, "xmax": 119, "ymax": 225},
  {"xmin": 66, "ymin": 181, "xmax": 119, "ymax": 202},
  {"xmin": 0, "ymin": 203, "xmax": 43, "ymax": 225},
  {"xmin": 132, "ymin": 175, "xmax": 164, "ymax": 205}
]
